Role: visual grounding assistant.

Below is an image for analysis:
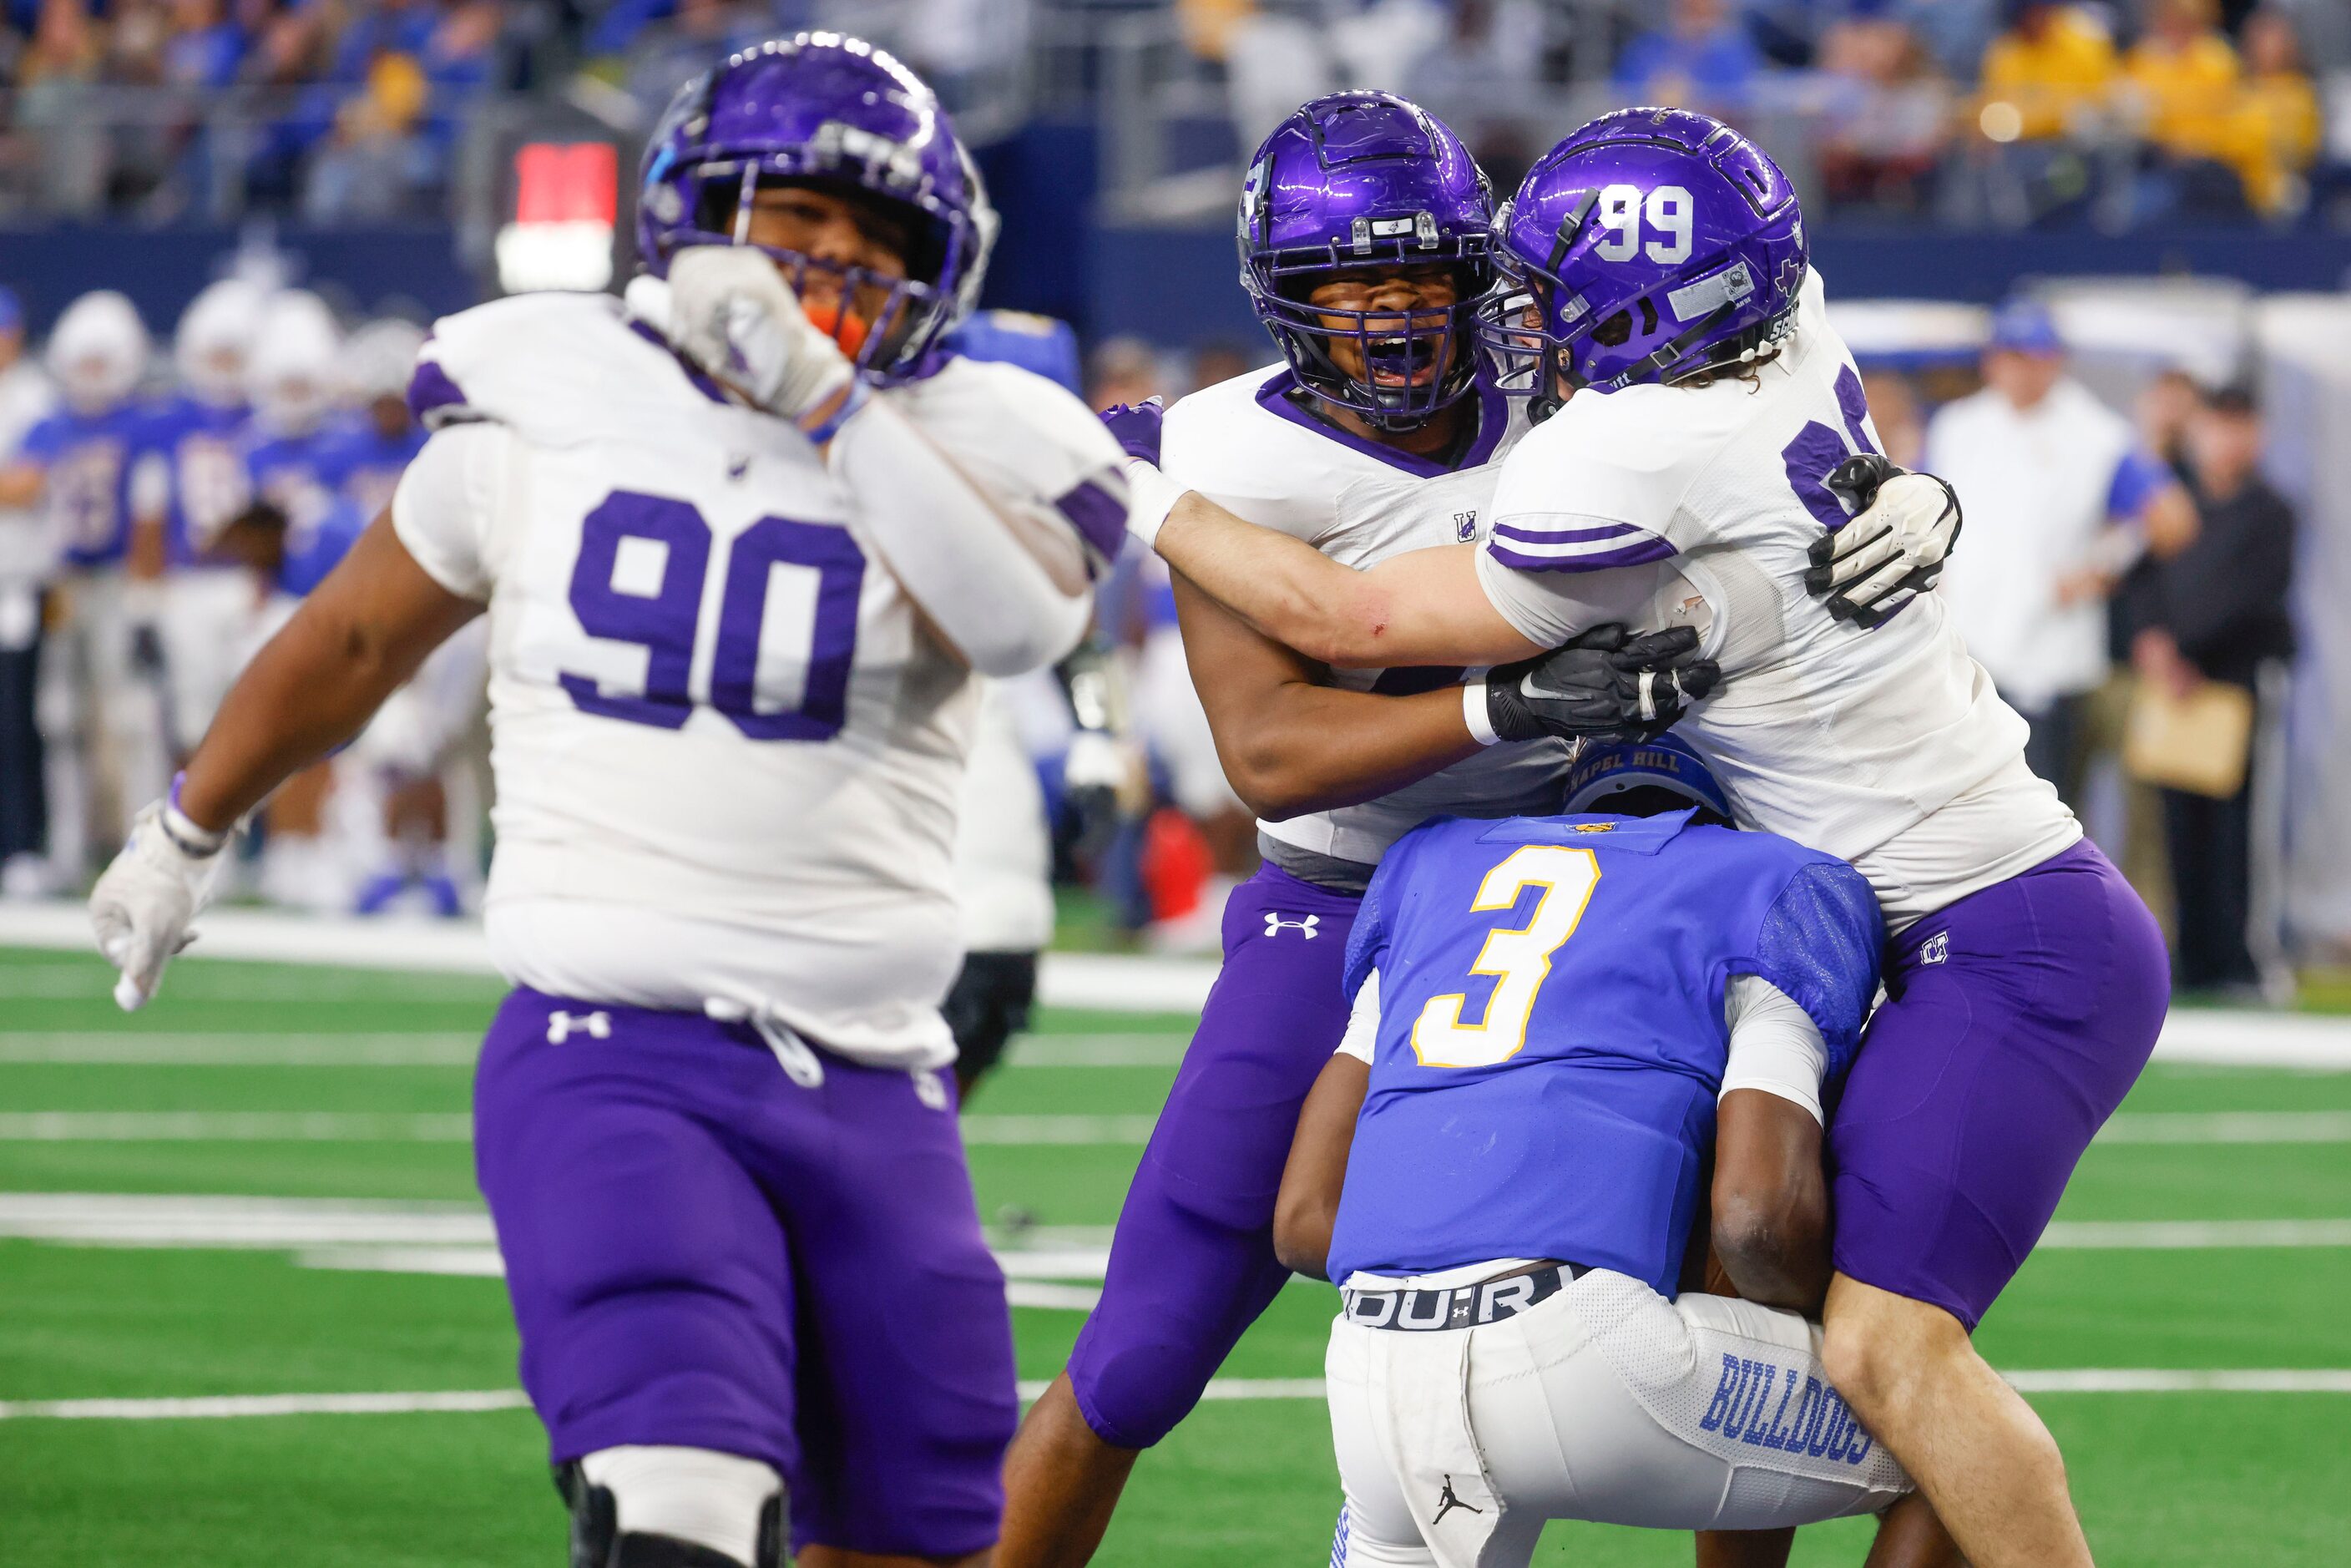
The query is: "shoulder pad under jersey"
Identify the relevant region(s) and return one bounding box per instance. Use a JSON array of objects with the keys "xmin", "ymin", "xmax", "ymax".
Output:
[{"xmin": 407, "ymin": 292, "xmax": 695, "ymax": 448}]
